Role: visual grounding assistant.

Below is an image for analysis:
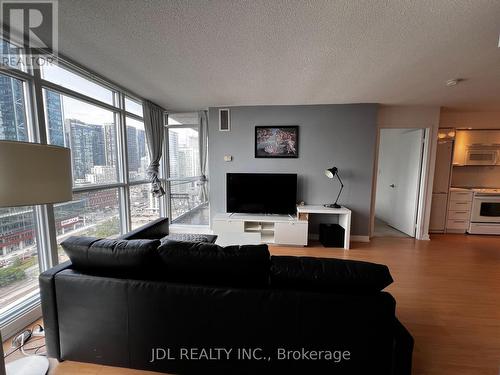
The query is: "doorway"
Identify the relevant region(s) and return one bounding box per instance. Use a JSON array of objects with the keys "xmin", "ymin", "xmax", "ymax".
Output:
[{"xmin": 374, "ymin": 128, "xmax": 425, "ymax": 238}]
